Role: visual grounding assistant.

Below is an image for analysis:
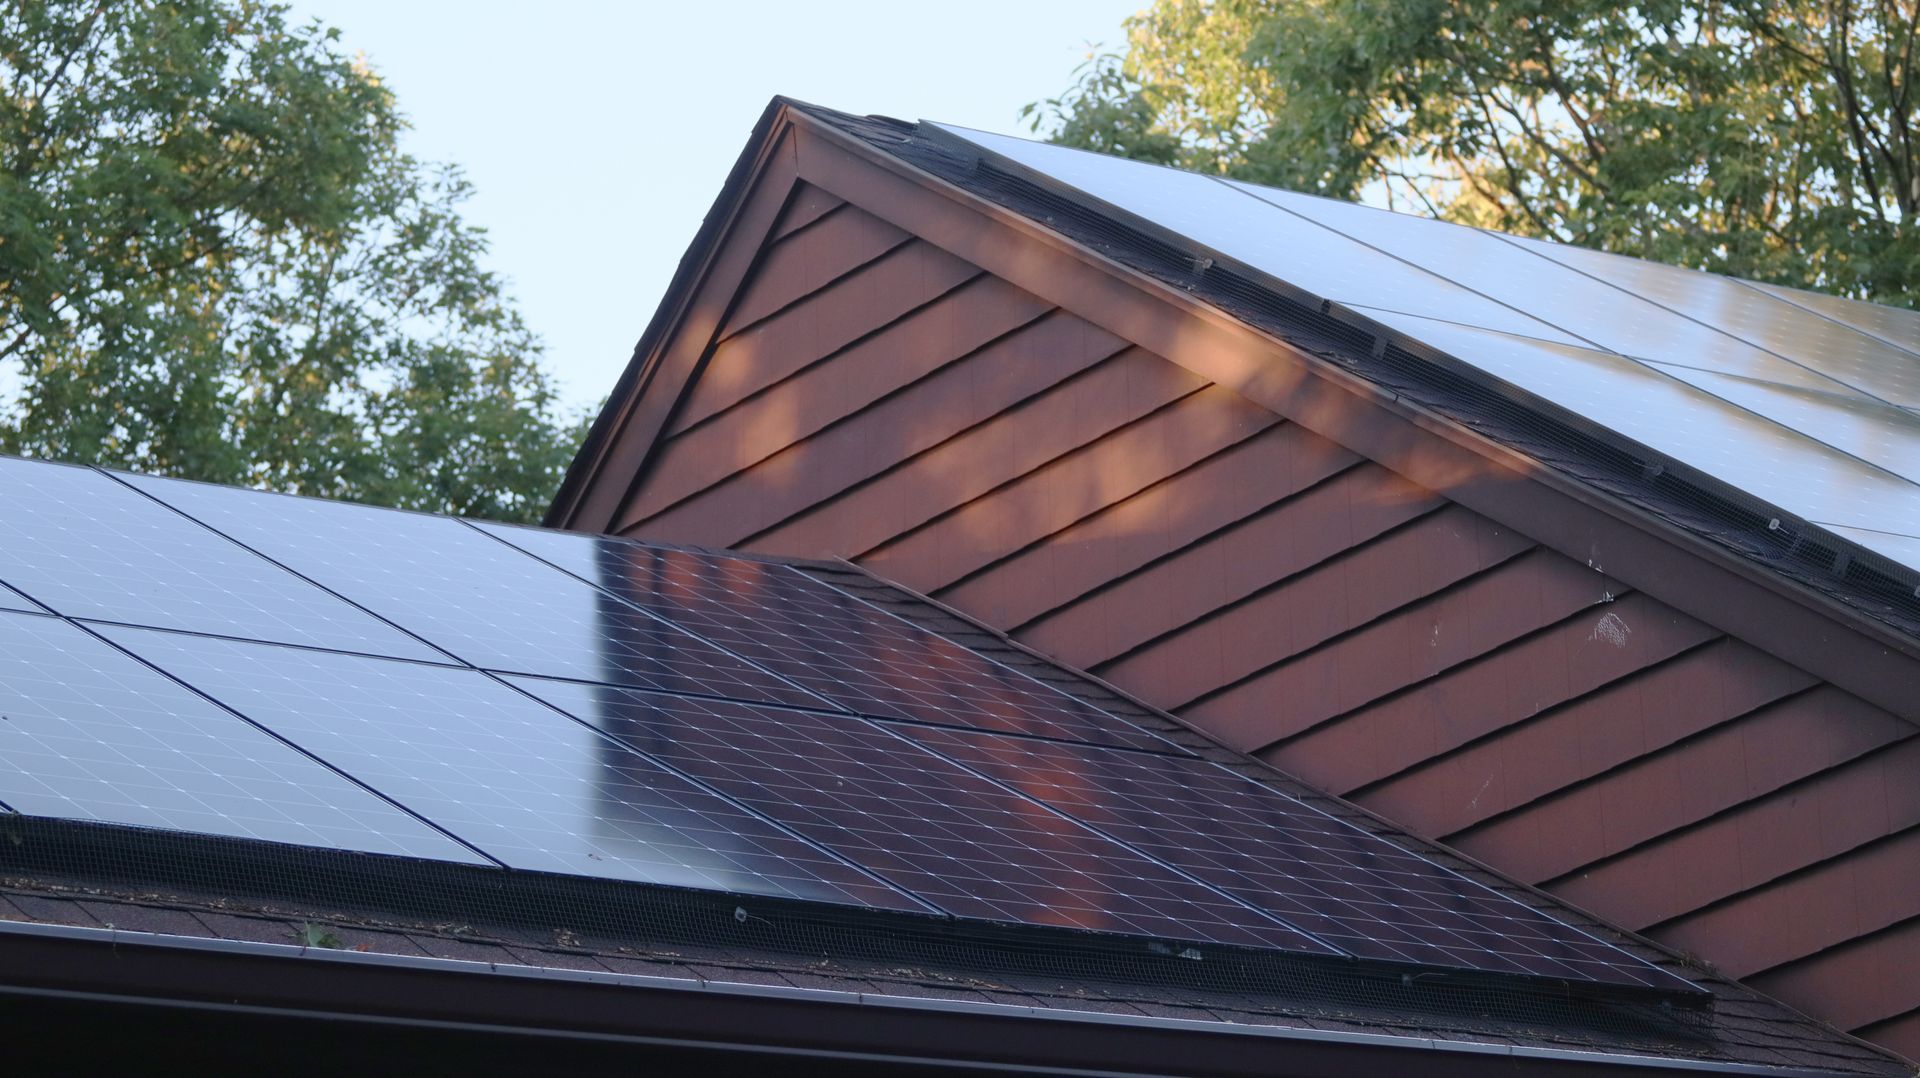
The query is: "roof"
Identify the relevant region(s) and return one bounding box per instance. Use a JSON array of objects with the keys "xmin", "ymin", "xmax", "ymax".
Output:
[
  {"xmin": 635, "ymin": 101, "xmax": 1920, "ymax": 652},
  {"xmin": 0, "ymin": 453, "xmax": 1907, "ymax": 1074}
]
